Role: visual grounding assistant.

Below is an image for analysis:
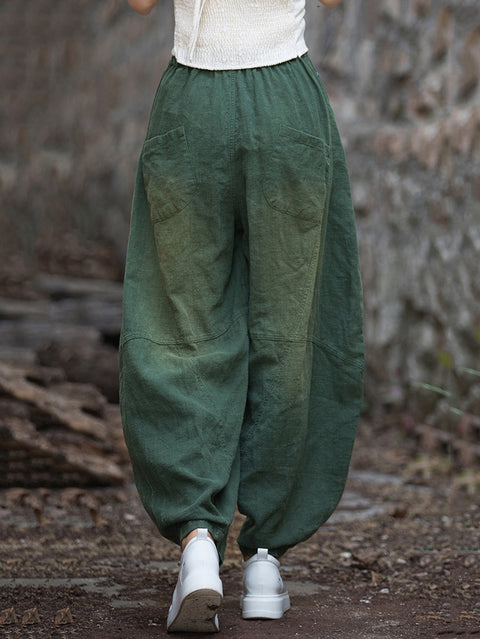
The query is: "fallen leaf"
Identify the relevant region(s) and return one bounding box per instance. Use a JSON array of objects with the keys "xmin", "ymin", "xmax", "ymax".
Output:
[
  {"xmin": 0, "ymin": 608, "xmax": 18, "ymax": 626},
  {"xmin": 22, "ymin": 607, "xmax": 40, "ymax": 625},
  {"xmin": 79, "ymin": 493, "xmax": 105, "ymax": 526},
  {"xmin": 55, "ymin": 607, "xmax": 74, "ymax": 626},
  {"xmin": 371, "ymin": 571, "xmax": 384, "ymax": 586},
  {"xmin": 352, "ymin": 549, "xmax": 382, "ymax": 569}
]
